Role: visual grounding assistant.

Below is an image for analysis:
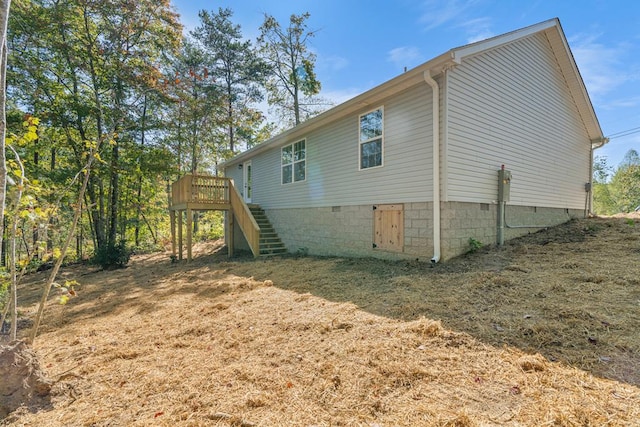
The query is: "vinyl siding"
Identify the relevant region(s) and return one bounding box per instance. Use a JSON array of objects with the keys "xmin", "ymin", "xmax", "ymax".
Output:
[
  {"xmin": 252, "ymin": 85, "xmax": 434, "ymax": 209},
  {"xmin": 446, "ymin": 32, "xmax": 591, "ymax": 208},
  {"xmin": 226, "ymin": 167, "xmax": 243, "ymax": 192}
]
